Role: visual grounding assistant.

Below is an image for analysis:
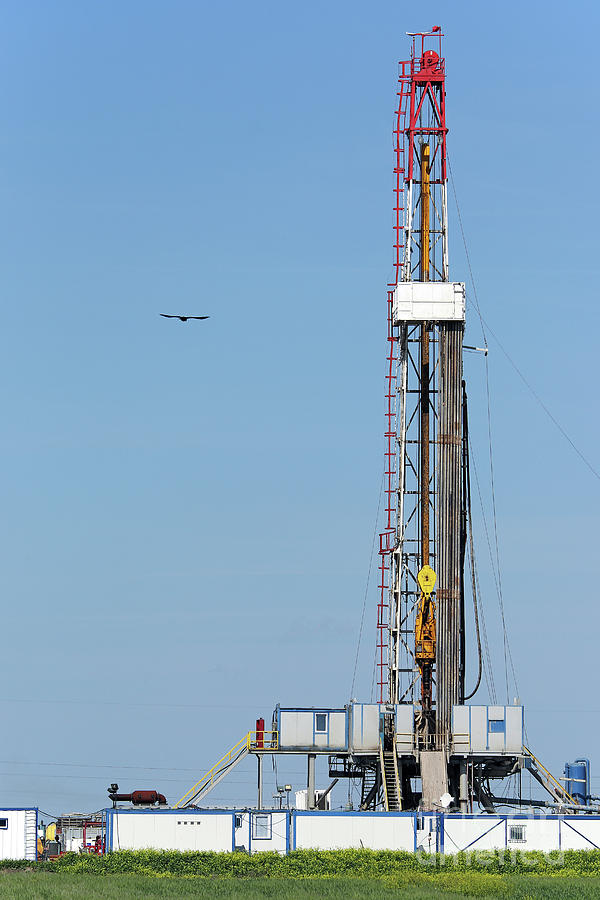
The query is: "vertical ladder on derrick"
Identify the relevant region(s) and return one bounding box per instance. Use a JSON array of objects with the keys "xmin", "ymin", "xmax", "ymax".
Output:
[{"xmin": 377, "ymin": 60, "xmax": 411, "ymax": 704}]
